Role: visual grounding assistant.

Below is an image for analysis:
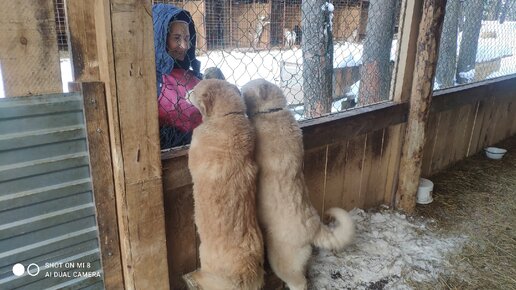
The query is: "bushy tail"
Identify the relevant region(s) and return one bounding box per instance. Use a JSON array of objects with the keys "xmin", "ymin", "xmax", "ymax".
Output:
[{"xmin": 312, "ymin": 207, "xmax": 355, "ymax": 251}]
